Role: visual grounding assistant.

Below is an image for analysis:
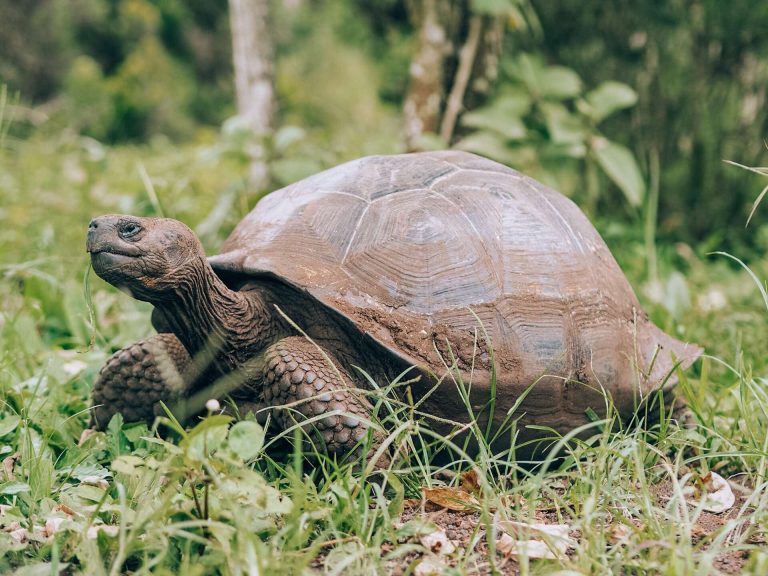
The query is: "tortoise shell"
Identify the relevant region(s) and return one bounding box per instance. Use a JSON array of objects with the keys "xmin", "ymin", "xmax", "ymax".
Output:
[{"xmin": 210, "ymin": 151, "xmax": 701, "ymax": 441}]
